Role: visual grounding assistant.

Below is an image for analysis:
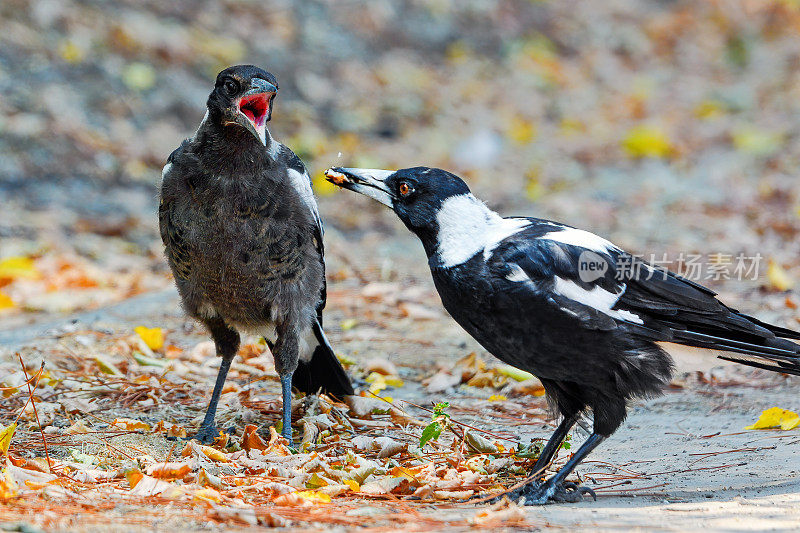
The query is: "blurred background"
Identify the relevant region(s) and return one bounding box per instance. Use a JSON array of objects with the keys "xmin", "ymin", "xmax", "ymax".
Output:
[{"xmin": 1, "ymin": 0, "xmax": 799, "ymax": 332}]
